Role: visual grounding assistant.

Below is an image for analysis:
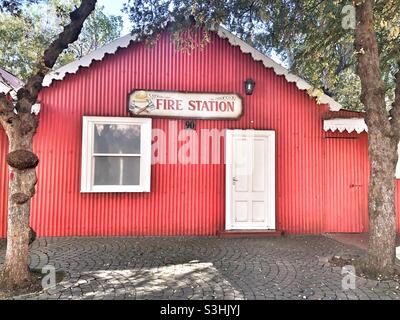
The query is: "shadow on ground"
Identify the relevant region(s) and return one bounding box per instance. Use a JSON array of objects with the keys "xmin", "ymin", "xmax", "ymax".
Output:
[{"xmin": 0, "ymin": 236, "xmax": 400, "ymax": 300}]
